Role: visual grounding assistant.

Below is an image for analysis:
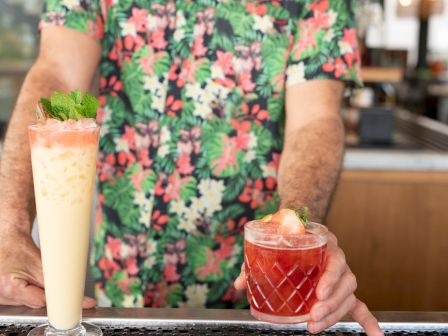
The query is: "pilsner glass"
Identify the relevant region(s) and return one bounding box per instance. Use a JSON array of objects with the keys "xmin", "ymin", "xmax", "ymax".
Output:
[
  {"xmin": 245, "ymin": 220, "xmax": 328, "ymax": 324},
  {"xmin": 28, "ymin": 120, "xmax": 102, "ymax": 336}
]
